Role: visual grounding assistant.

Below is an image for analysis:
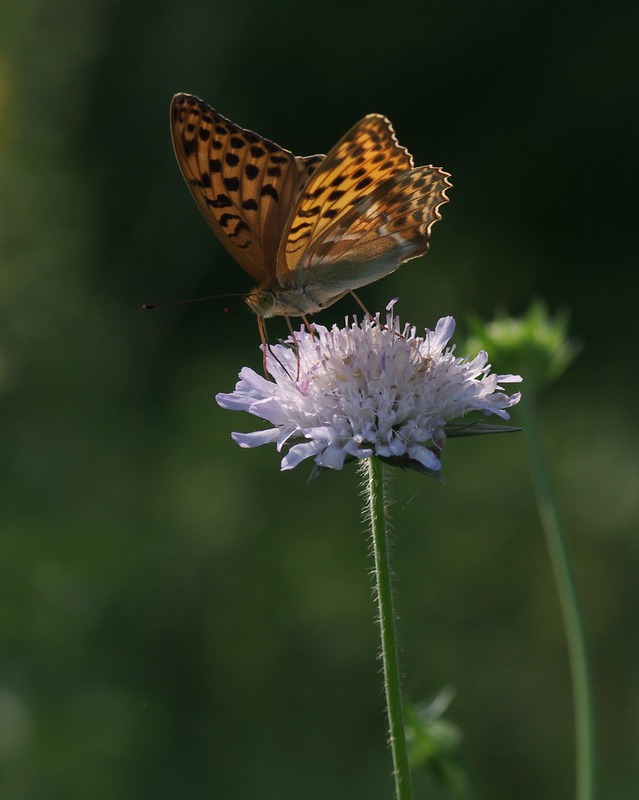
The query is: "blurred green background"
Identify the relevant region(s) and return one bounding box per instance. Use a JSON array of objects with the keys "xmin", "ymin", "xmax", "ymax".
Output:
[{"xmin": 1, "ymin": 0, "xmax": 637, "ymax": 798}]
